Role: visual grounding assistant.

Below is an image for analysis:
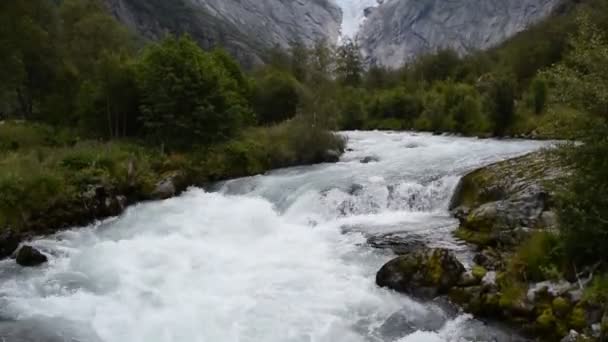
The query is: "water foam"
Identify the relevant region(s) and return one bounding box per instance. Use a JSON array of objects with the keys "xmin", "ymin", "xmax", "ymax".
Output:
[{"xmin": 0, "ymin": 131, "xmax": 550, "ymax": 341}]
